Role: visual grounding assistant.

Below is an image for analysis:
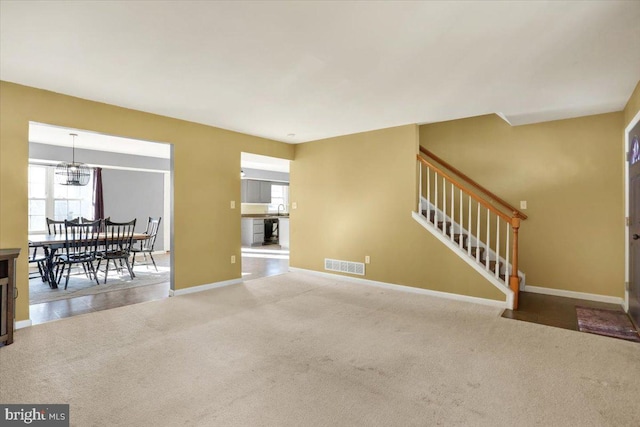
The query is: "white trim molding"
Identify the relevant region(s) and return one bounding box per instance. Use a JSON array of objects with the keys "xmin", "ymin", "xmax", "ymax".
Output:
[
  {"xmin": 15, "ymin": 319, "xmax": 33, "ymax": 329},
  {"xmin": 169, "ymin": 278, "xmax": 242, "ymax": 296},
  {"xmin": 524, "ymin": 285, "xmax": 624, "ymax": 306},
  {"xmin": 289, "ymin": 267, "xmax": 508, "ymax": 309}
]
